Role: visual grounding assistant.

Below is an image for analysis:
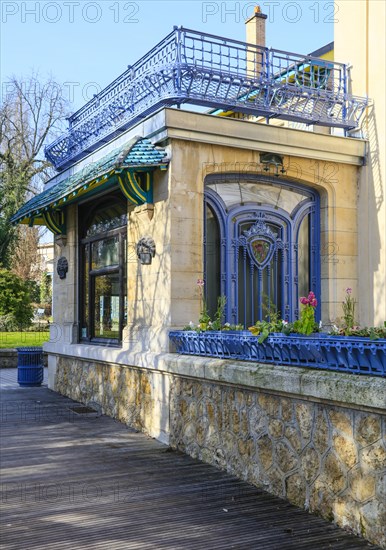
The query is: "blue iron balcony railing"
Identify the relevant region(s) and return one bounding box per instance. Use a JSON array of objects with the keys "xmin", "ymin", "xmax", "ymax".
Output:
[{"xmin": 45, "ymin": 27, "xmax": 368, "ymax": 171}]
